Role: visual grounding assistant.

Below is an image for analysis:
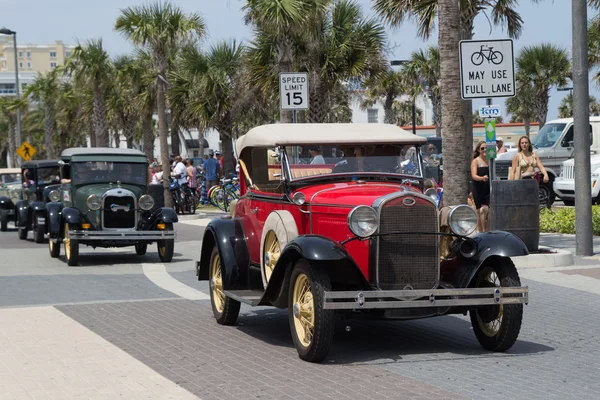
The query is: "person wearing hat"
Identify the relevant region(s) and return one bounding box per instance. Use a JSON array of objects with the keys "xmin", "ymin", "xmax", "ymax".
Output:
[
  {"xmin": 203, "ymin": 150, "xmax": 220, "ymax": 191},
  {"xmin": 309, "ymin": 146, "xmax": 325, "ymax": 165},
  {"xmin": 496, "ymin": 137, "xmax": 507, "ymax": 154}
]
